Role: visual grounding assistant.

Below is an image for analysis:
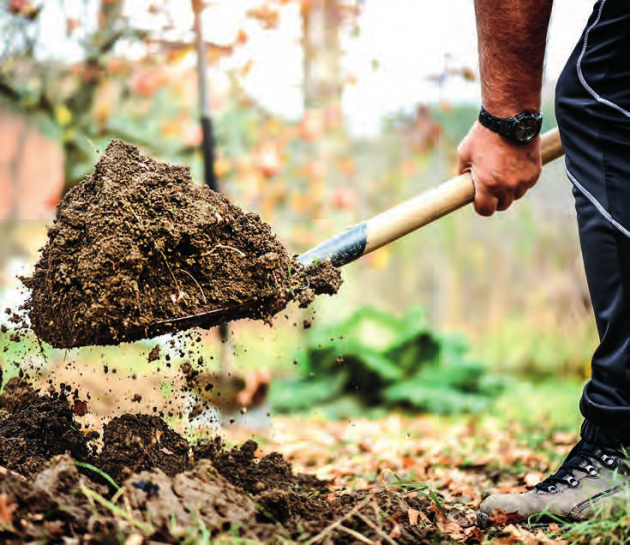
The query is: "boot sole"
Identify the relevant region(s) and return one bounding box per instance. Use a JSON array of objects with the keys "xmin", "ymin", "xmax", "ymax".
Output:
[{"xmin": 477, "ymin": 510, "xmax": 574, "ymax": 530}]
